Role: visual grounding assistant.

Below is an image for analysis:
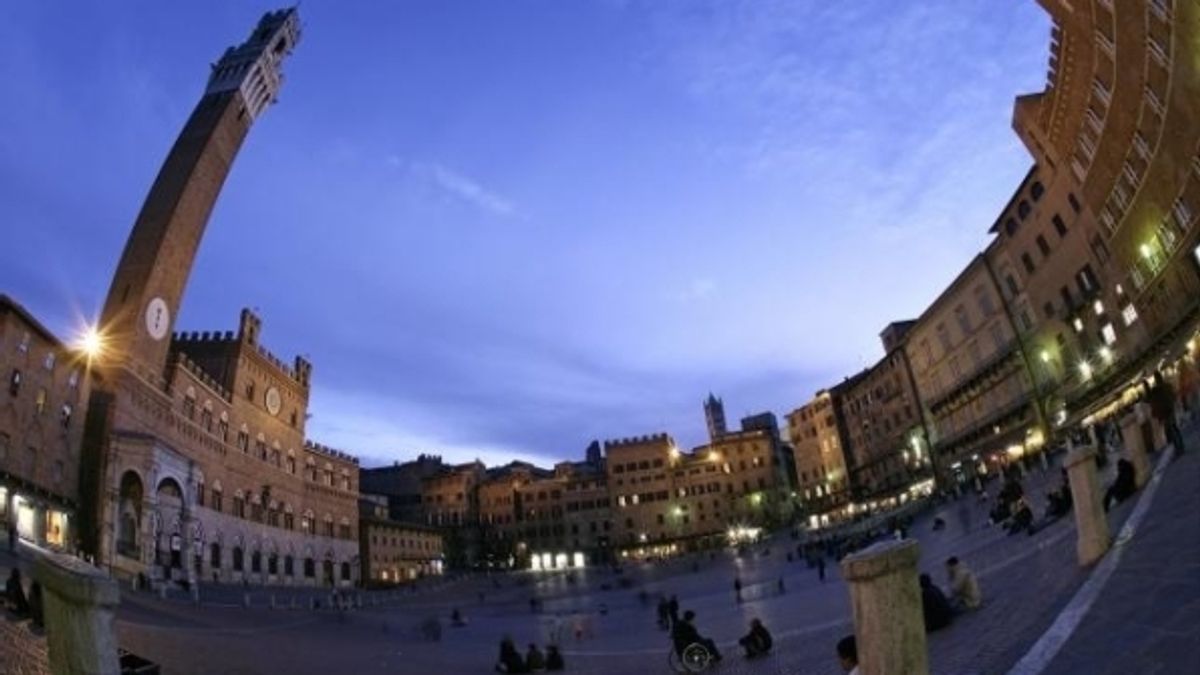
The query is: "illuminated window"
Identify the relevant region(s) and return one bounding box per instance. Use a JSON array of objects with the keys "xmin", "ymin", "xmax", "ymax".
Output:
[
  {"xmin": 1101, "ymin": 323, "xmax": 1117, "ymax": 345},
  {"xmin": 1122, "ymin": 304, "xmax": 1139, "ymax": 326}
]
